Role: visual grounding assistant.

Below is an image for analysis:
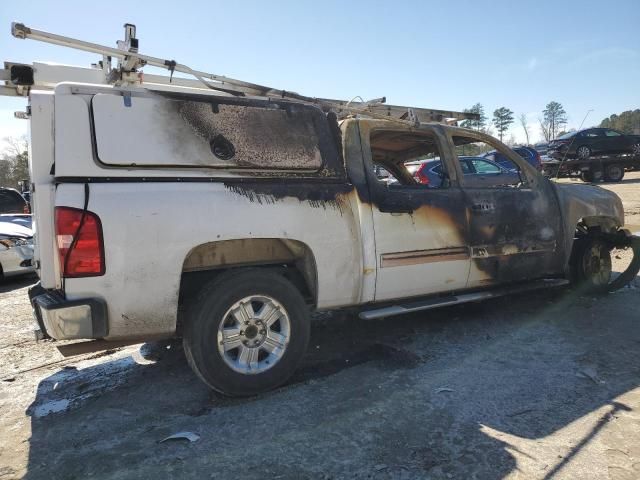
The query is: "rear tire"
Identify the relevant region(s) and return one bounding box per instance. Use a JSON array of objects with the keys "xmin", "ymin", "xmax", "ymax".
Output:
[
  {"xmin": 576, "ymin": 145, "xmax": 591, "ymax": 159},
  {"xmin": 580, "ymin": 171, "xmax": 593, "ymax": 183},
  {"xmin": 604, "ymin": 164, "xmax": 624, "ymax": 182},
  {"xmin": 183, "ymin": 269, "xmax": 310, "ymax": 396}
]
